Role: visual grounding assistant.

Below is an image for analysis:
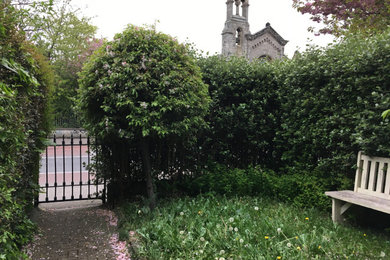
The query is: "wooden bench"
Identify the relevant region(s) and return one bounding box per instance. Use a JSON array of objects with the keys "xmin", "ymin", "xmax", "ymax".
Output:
[{"xmin": 325, "ymin": 151, "xmax": 390, "ymax": 223}]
